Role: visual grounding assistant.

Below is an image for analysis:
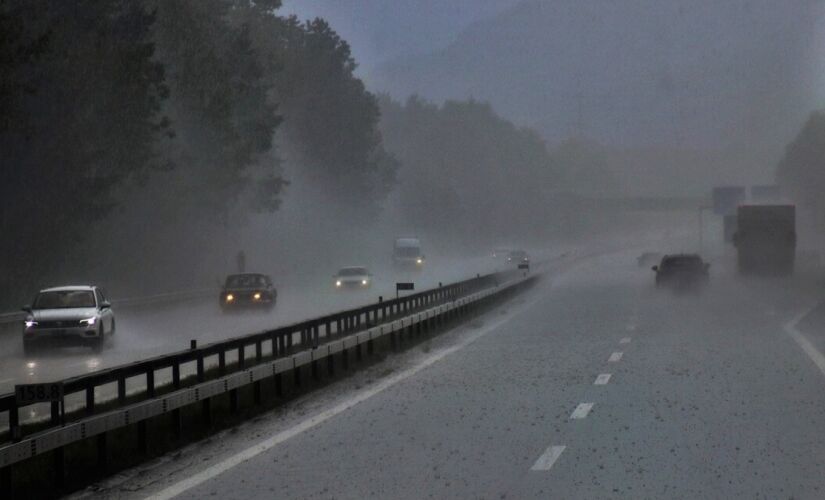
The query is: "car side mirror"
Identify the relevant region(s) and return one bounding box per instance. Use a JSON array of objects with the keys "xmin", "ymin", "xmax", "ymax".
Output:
[
  {"xmin": 100, "ymin": 301, "xmax": 112, "ymax": 309},
  {"xmin": 651, "ymin": 266, "xmax": 658, "ymax": 272},
  {"xmin": 21, "ymin": 305, "xmax": 31, "ymax": 313}
]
